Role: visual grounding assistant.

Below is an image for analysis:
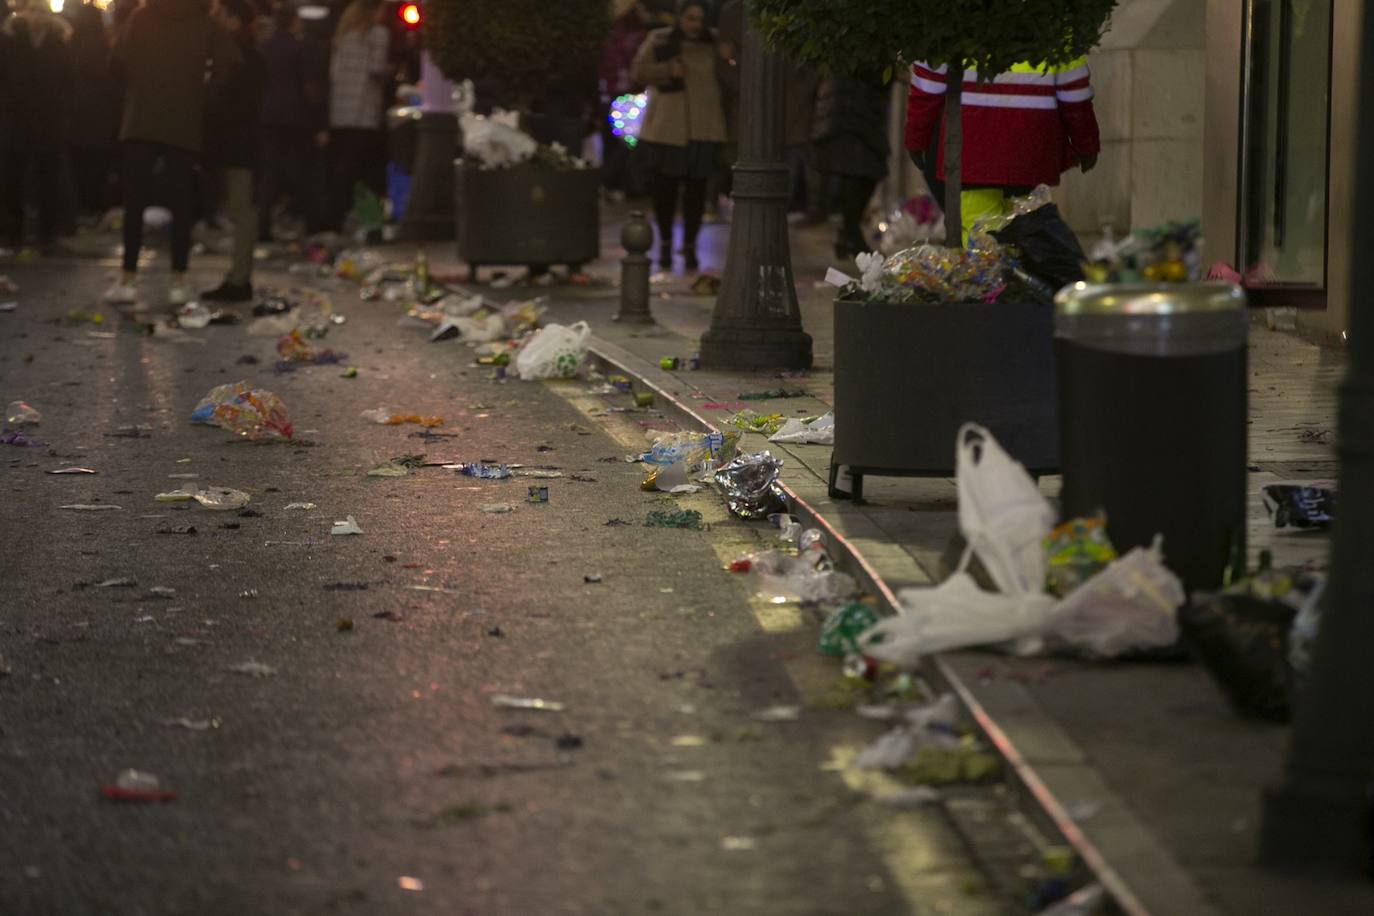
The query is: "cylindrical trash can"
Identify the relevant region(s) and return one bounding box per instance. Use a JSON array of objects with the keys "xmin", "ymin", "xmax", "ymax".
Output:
[{"xmin": 1054, "ymin": 282, "xmax": 1249, "ymax": 594}]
